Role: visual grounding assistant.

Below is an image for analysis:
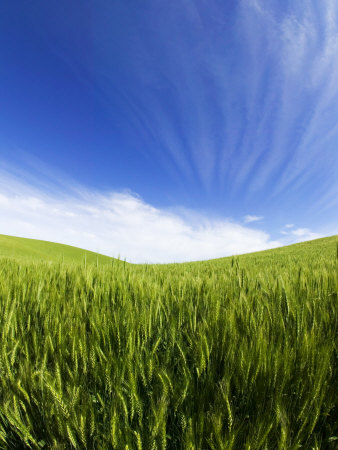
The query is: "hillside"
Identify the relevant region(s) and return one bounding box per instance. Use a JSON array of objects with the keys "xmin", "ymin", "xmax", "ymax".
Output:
[
  {"xmin": 0, "ymin": 233, "xmax": 337, "ymax": 448},
  {"xmin": 200, "ymin": 234, "xmax": 338, "ymax": 268},
  {"xmin": 0, "ymin": 234, "xmax": 115, "ymax": 265},
  {"xmin": 0, "ymin": 233, "xmax": 337, "ymax": 266}
]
